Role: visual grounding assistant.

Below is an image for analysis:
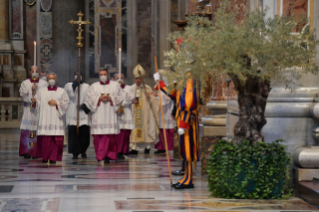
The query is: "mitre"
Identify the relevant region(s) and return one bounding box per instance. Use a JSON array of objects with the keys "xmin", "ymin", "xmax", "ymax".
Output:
[{"xmin": 133, "ymin": 64, "xmax": 146, "ymax": 78}]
